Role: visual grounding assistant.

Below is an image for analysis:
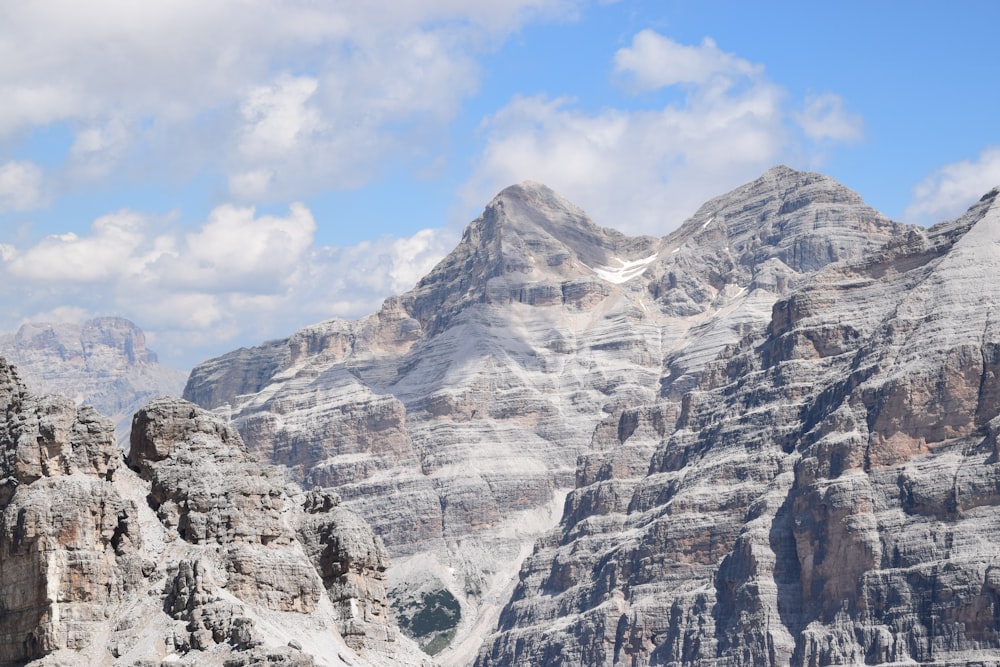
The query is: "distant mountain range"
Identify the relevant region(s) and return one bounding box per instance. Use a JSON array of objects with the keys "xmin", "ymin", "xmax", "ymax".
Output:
[{"xmin": 0, "ymin": 316, "xmax": 187, "ymax": 443}]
